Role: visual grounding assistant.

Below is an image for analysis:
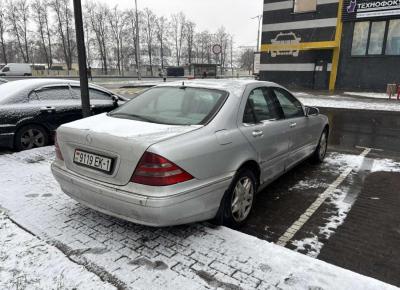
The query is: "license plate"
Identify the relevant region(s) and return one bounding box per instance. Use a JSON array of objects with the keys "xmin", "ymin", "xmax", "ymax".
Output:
[{"xmin": 73, "ymin": 149, "xmax": 113, "ymax": 173}]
